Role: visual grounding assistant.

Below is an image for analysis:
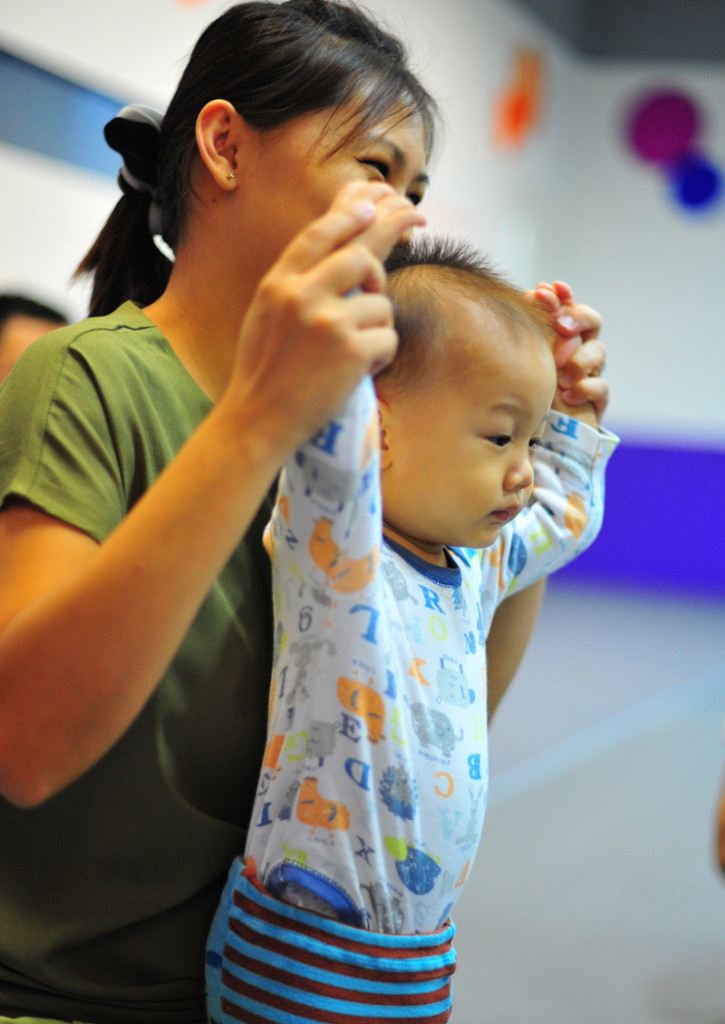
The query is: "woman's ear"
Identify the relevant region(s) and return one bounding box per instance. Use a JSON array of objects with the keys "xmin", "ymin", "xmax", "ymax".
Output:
[
  {"xmin": 195, "ymin": 99, "xmax": 244, "ymax": 189},
  {"xmin": 377, "ymin": 398, "xmax": 393, "ymax": 471}
]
